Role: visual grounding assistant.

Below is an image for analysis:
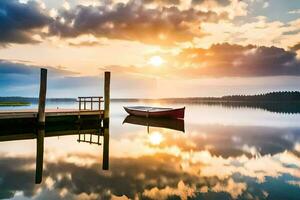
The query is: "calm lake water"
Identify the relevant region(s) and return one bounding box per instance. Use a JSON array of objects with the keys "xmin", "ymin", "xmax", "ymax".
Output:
[{"xmin": 1, "ymin": 102, "xmax": 300, "ymax": 199}]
